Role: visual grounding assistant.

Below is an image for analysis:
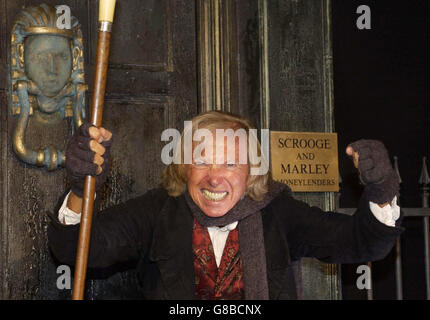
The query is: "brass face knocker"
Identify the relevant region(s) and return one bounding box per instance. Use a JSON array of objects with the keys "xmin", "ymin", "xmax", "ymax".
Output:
[{"xmin": 9, "ymin": 3, "xmax": 86, "ymax": 170}]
